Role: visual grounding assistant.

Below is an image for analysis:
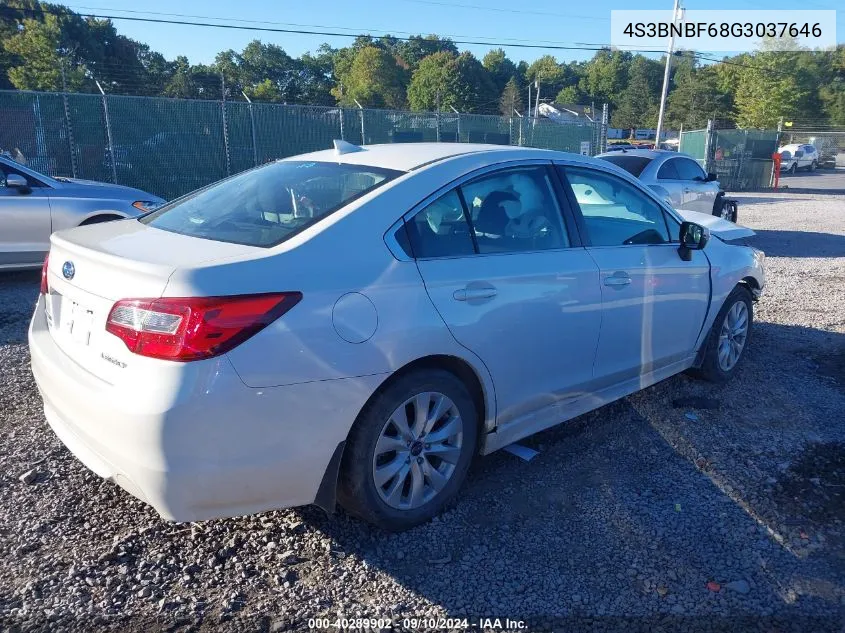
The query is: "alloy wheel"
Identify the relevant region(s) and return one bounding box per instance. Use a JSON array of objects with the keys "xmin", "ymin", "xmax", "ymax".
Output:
[
  {"xmin": 718, "ymin": 301, "xmax": 749, "ymax": 371},
  {"xmin": 372, "ymin": 392, "xmax": 464, "ymax": 510}
]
